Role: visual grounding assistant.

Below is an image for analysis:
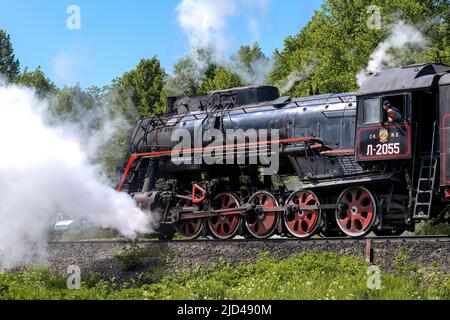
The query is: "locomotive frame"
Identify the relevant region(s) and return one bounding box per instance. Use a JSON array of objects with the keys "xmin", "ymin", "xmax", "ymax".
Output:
[{"xmin": 118, "ymin": 63, "xmax": 450, "ymax": 240}]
